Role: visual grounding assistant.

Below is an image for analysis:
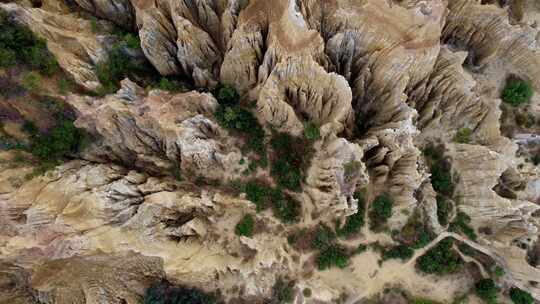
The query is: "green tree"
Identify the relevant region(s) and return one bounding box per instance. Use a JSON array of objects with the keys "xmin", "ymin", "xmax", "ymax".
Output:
[
  {"xmin": 509, "ymin": 287, "xmax": 534, "ymax": 304},
  {"xmin": 474, "ymin": 279, "xmax": 498, "ymax": 304}
]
